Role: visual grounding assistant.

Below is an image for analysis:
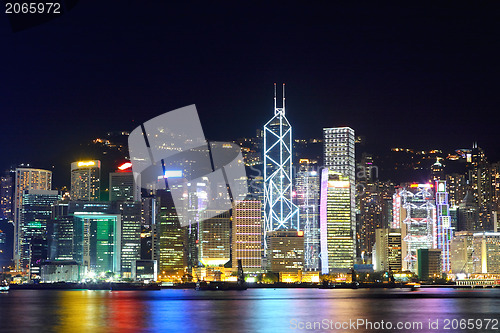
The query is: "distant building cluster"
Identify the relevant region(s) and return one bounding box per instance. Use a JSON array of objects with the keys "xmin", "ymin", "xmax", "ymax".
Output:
[{"xmin": 1, "ymin": 91, "xmax": 499, "ymax": 284}]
